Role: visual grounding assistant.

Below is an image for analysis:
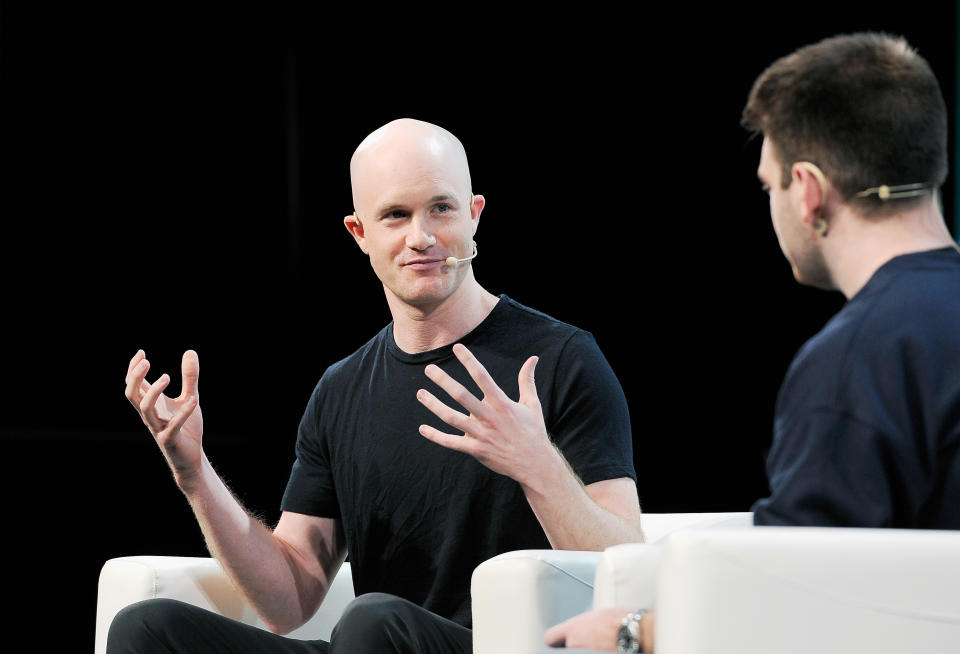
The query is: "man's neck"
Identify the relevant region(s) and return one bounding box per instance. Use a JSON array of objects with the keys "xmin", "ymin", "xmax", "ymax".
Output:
[
  {"xmin": 824, "ymin": 199, "xmax": 956, "ymax": 299},
  {"xmin": 386, "ymin": 276, "xmax": 500, "ymax": 353}
]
